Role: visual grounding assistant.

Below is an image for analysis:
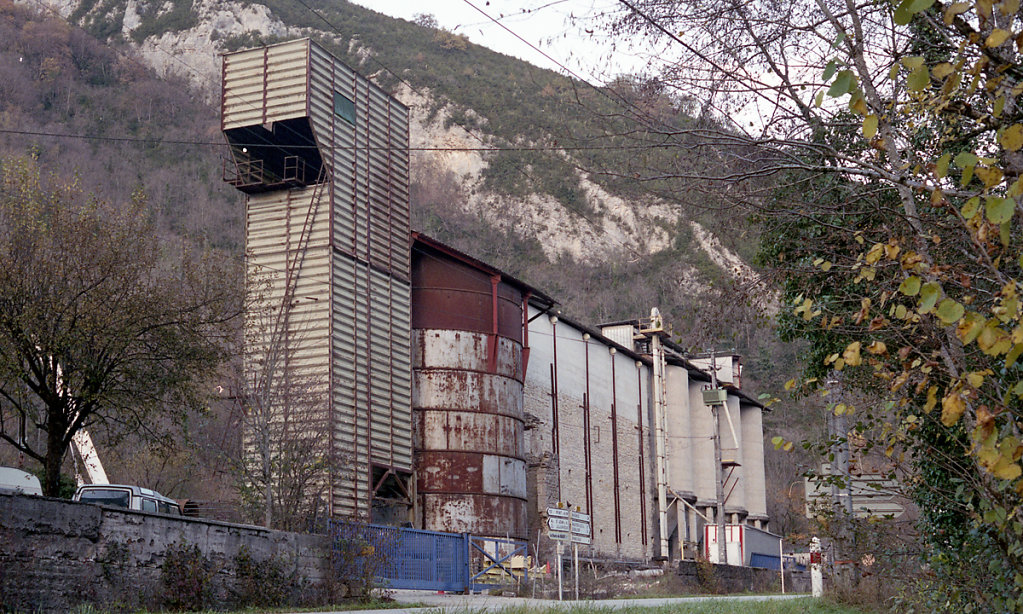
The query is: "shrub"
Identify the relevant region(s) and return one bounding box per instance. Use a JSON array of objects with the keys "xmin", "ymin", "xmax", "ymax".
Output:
[
  {"xmin": 232, "ymin": 545, "xmax": 298, "ymax": 608},
  {"xmin": 329, "ymin": 527, "xmax": 398, "ymax": 602},
  {"xmin": 160, "ymin": 542, "xmax": 215, "ymax": 611},
  {"xmin": 695, "ymin": 556, "xmax": 720, "ymax": 594}
]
